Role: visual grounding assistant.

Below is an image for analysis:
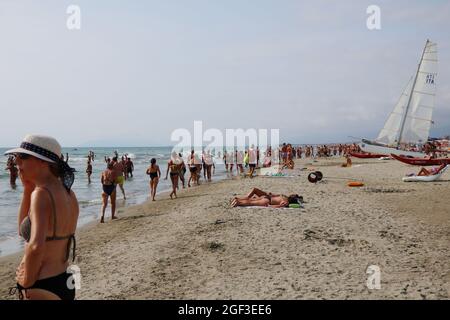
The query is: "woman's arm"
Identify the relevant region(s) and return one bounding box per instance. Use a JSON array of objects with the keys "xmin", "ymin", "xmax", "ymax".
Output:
[
  {"xmin": 16, "ymin": 189, "xmax": 50, "ymax": 288},
  {"xmin": 165, "ymin": 162, "xmax": 169, "ymax": 179}
]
